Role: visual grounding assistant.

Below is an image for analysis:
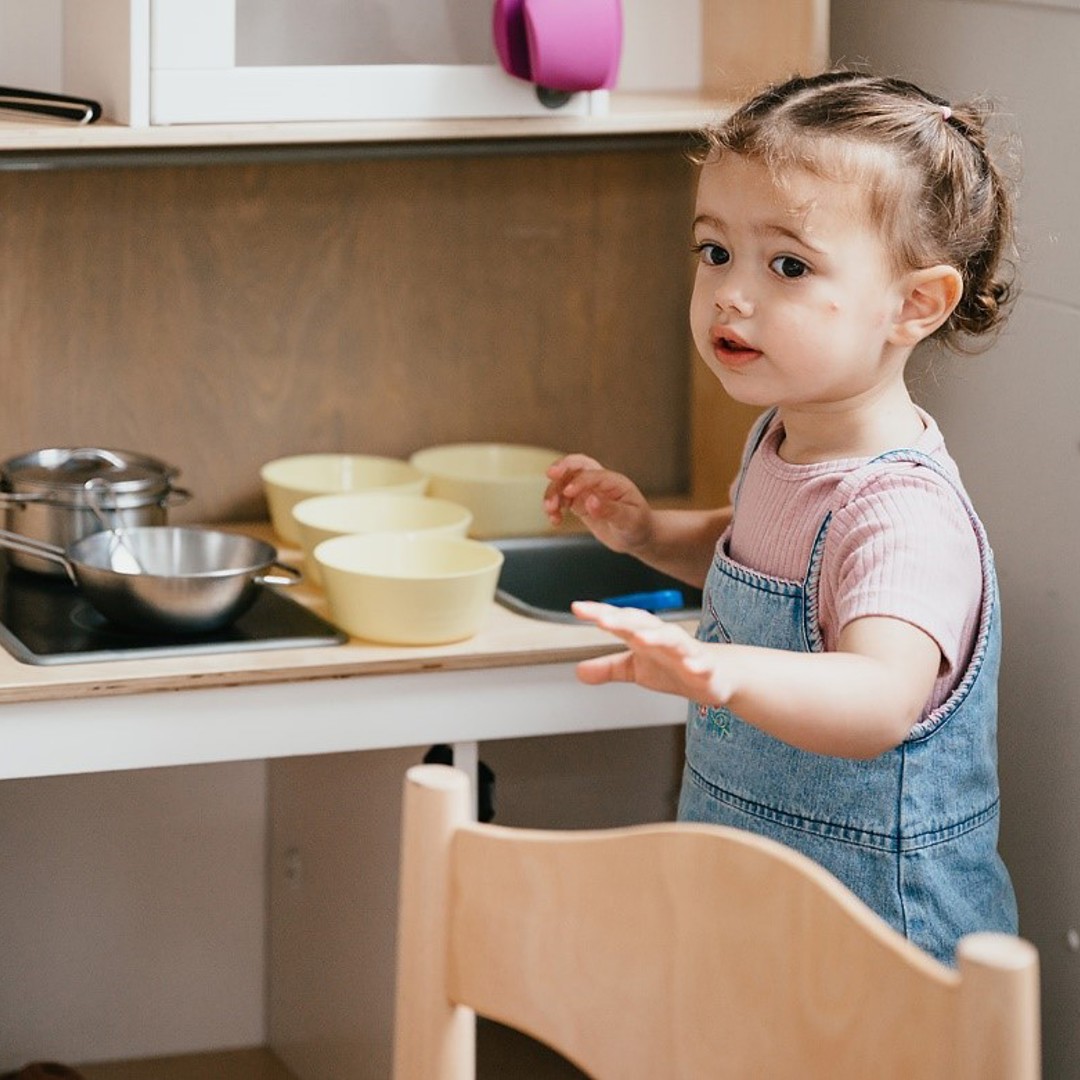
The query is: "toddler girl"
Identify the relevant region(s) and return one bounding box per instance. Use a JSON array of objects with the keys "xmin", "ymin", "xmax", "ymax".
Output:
[{"xmin": 543, "ymin": 71, "xmax": 1019, "ymax": 964}]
